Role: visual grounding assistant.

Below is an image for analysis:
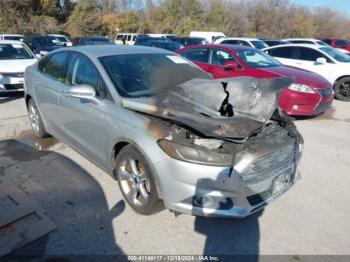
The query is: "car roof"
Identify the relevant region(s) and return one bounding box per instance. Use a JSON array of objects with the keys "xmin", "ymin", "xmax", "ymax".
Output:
[
  {"xmin": 0, "ymin": 34, "xmax": 23, "ymax": 37},
  {"xmin": 0, "ymin": 40, "xmax": 25, "ymax": 45},
  {"xmin": 263, "ymin": 43, "xmax": 325, "ymax": 50},
  {"xmin": 179, "ymin": 44, "xmax": 255, "ymax": 52},
  {"xmin": 283, "ymin": 38, "xmax": 321, "ymax": 42},
  {"xmin": 53, "ymin": 45, "xmax": 173, "ymax": 57}
]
